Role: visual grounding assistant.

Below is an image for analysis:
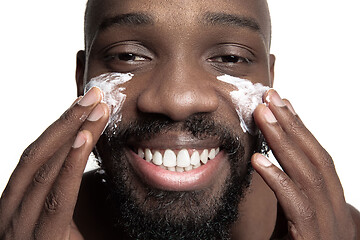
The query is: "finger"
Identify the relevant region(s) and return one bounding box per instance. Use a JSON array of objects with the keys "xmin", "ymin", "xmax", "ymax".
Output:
[
  {"xmin": 34, "ymin": 130, "xmax": 95, "ymax": 239},
  {"xmin": 33, "ymin": 103, "xmax": 108, "ymax": 239},
  {"xmin": 253, "ymin": 103, "xmax": 340, "ymax": 233},
  {"xmin": 0, "ymin": 88, "xmax": 102, "ymax": 224},
  {"xmin": 257, "ymin": 90, "xmax": 346, "ymax": 235},
  {"xmin": 7, "ymin": 103, "xmax": 109, "ymax": 237},
  {"xmin": 265, "ymin": 90, "xmax": 335, "ymax": 171},
  {"xmin": 282, "ymin": 99, "xmax": 297, "ymax": 117},
  {"xmin": 3, "ymin": 141, "xmax": 73, "ymax": 236},
  {"xmin": 265, "ymin": 90, "xmax": 345, "ymax": 204},
  {"xmin": 252, "ymin": 153, "xmax": 321, "ymax": 239},
  {"xmin": 253, "ymin": 104, "xmax": 323, "ymax": 191},
  {"xmin": 79, "ymin": 102, "xmax": 109, "ymax": 143}
]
